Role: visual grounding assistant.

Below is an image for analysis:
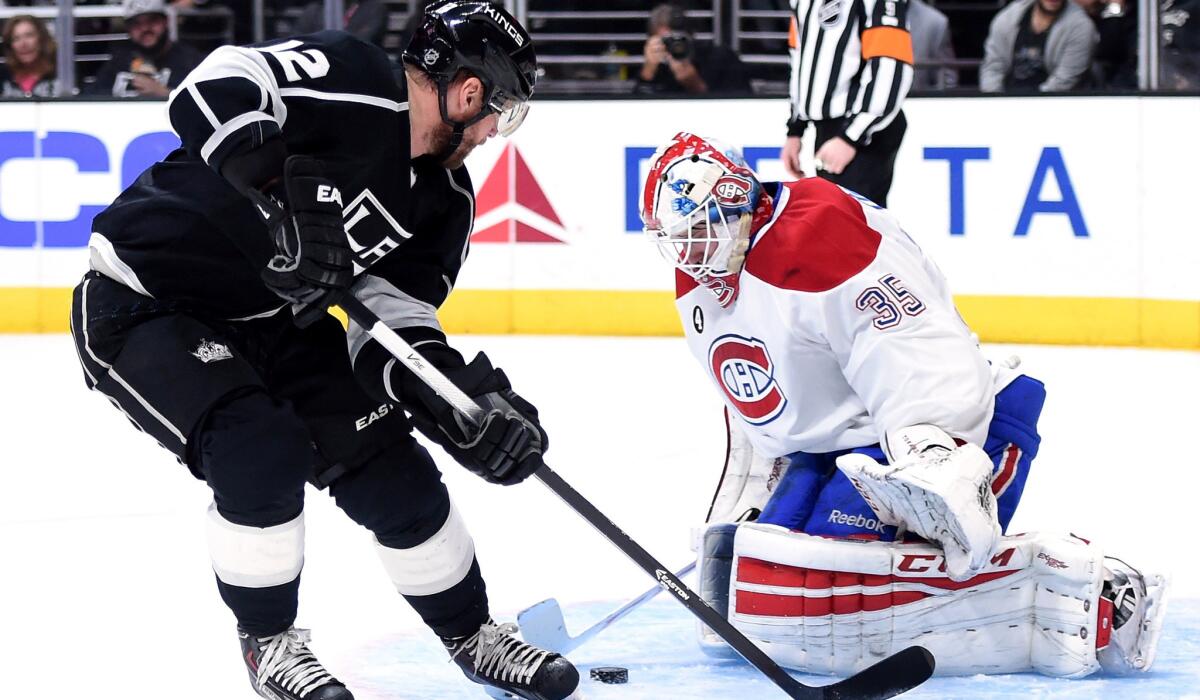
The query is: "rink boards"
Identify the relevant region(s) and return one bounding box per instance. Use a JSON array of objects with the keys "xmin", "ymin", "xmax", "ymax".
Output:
[{"xmin": 0, "ymin": 96, "xmax": 1197, "ymax": 348}]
